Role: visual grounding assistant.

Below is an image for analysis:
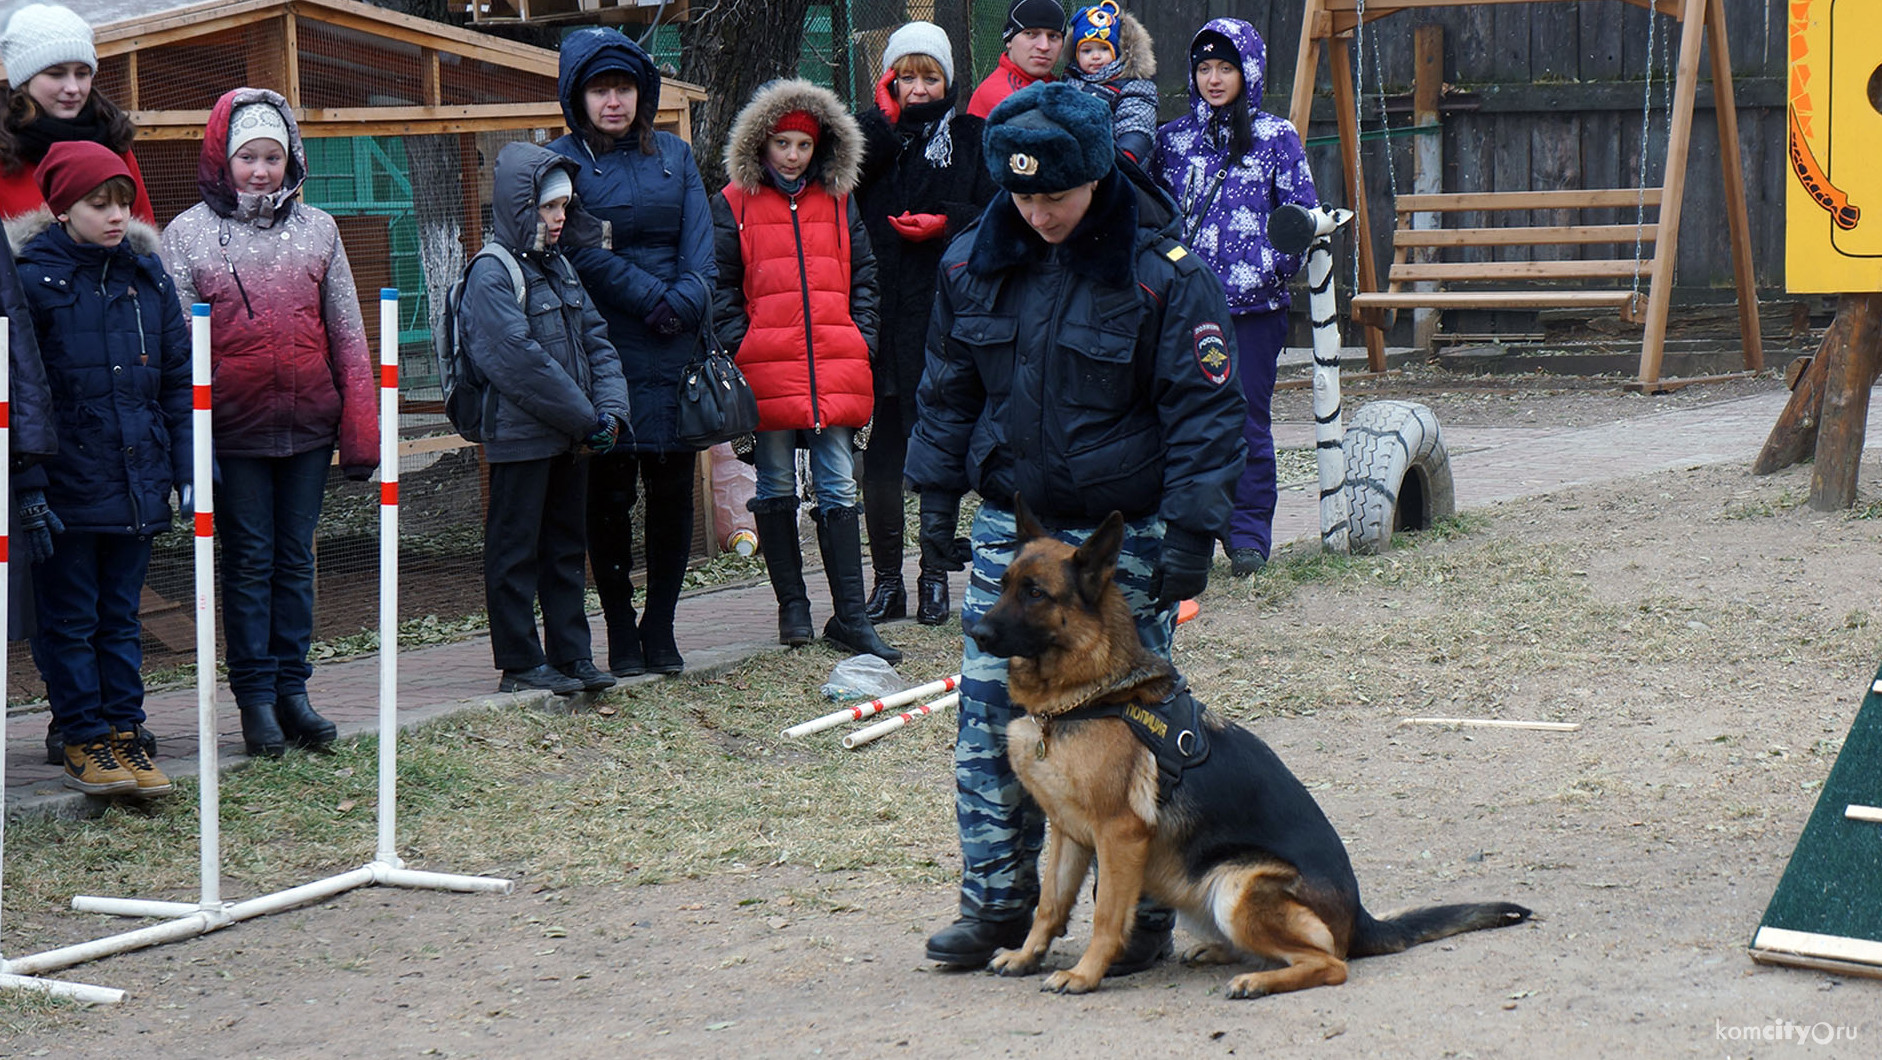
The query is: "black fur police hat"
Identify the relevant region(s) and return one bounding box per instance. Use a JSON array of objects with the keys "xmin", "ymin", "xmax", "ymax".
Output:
[{"xmin": 982, "ymin": 82, "xmax": 1115, "ymax": 194}]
